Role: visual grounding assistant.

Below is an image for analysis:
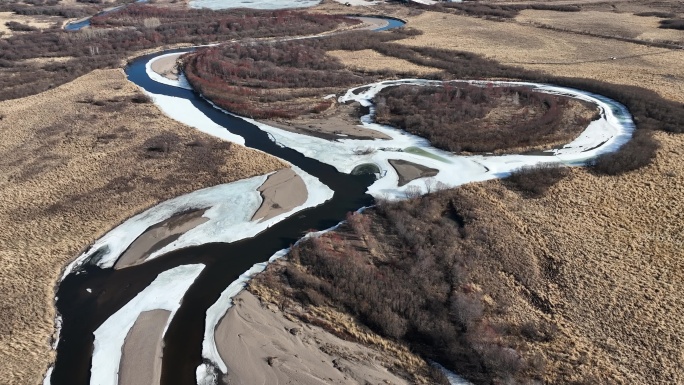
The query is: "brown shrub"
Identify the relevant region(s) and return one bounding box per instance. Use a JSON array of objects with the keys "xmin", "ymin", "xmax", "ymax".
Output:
[{"xmin": 504, "ymin": 163, "xmax": 570, "ymax": 198}]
